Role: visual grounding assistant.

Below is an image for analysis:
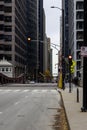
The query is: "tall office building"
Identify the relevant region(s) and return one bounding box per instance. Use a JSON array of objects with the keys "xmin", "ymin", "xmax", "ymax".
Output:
[
  {"xmin": 68, "ymin": 0, "xmax": 84, "ymax": 77},
  {"xmin": 26, "ymin": 0, "xmax": 38, "ymax": 80},
  {"xmin": 0, "ymin": 0, "xmax": 27, "ymax": 77},
  {"xmin": 62, "ymin": 0, "xmax": 69, "ymax": 58},
  {"xmin": 26, "ymin": 0, "xmax": 47, "ymax": 81},
  {"xmin": 38, "ymin": 0, "xmax": 44, "ymax": 75}
]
